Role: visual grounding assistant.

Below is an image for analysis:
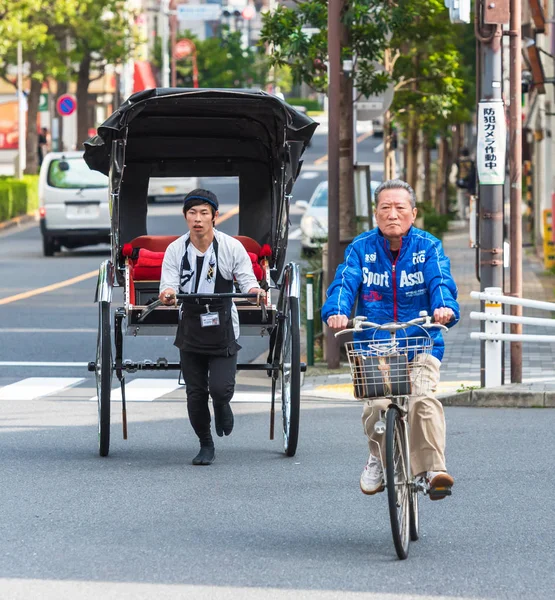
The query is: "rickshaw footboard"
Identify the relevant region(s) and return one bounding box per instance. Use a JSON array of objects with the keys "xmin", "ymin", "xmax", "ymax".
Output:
[{"xmin": 88, "ymin": 360, "xmax": 306, "ymax": 373}]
